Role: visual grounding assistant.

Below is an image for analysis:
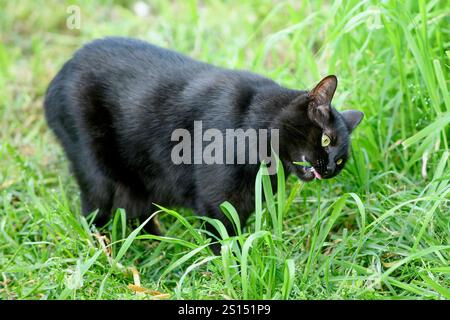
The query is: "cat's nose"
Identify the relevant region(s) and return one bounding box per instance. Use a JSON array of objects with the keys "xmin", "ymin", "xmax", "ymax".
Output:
[{"xmin": 324, "ymin": 164, "xmax": 335, "ymax": 177}]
